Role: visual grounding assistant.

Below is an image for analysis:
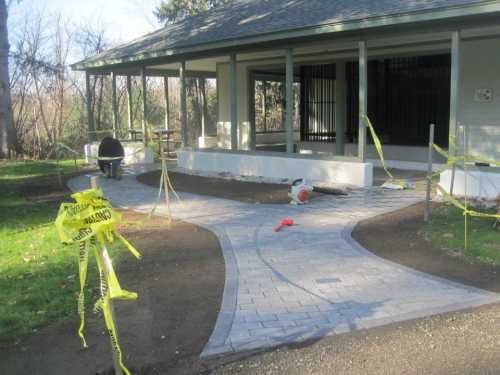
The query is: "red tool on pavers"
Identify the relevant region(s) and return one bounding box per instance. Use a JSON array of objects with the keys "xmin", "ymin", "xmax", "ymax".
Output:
[{"xmin": 274, "ymin": 218, "xmax": 294, "ymax": 232}]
